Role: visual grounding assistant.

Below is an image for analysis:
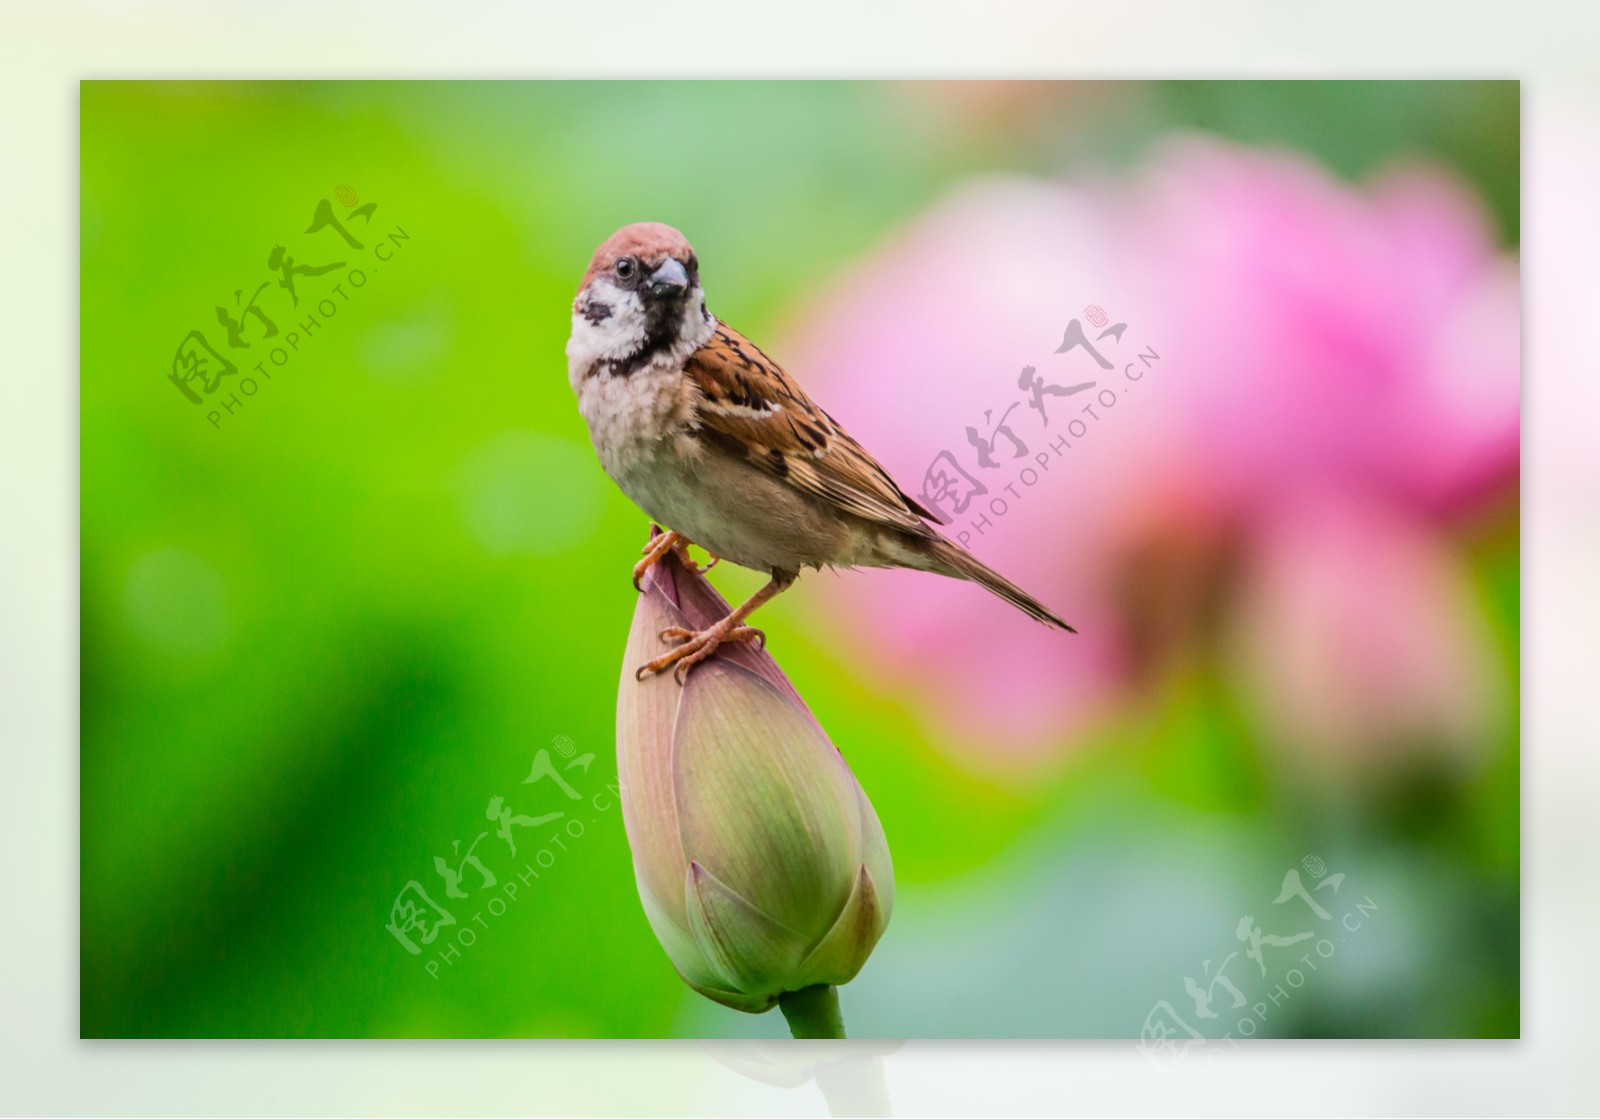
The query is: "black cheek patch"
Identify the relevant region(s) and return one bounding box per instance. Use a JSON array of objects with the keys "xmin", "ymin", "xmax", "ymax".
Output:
[{"xmin": 581, "ymin": 300, "xmax": 613, "ymax": 324}]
